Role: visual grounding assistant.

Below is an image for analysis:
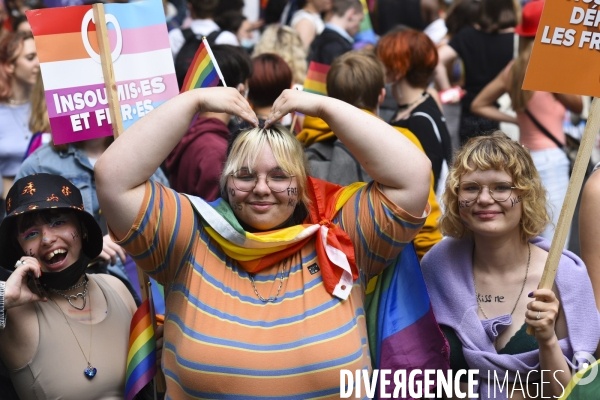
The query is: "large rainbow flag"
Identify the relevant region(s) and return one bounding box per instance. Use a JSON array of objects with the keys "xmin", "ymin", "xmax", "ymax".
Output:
[
  {"xmin": 26, "ymin": 0, "xmax": 179, "ymax": 144},
  {"xmin": 179, "ymin": 37, "xmax": 225, "ymax": 93},
  {"xmin": 354, "ymin": 0, "xmax": 377, "ymax": 46},
  {"xmin": 365, "ymin": 242, "xmax": 450, "ymax": 398},
  {"xmin": 303, "ymin": 61, "xmax": 330, "ymax": 96},
  {"xmin": 124, "ymin": 298, "xmax": 156, "ymax": 400}
]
